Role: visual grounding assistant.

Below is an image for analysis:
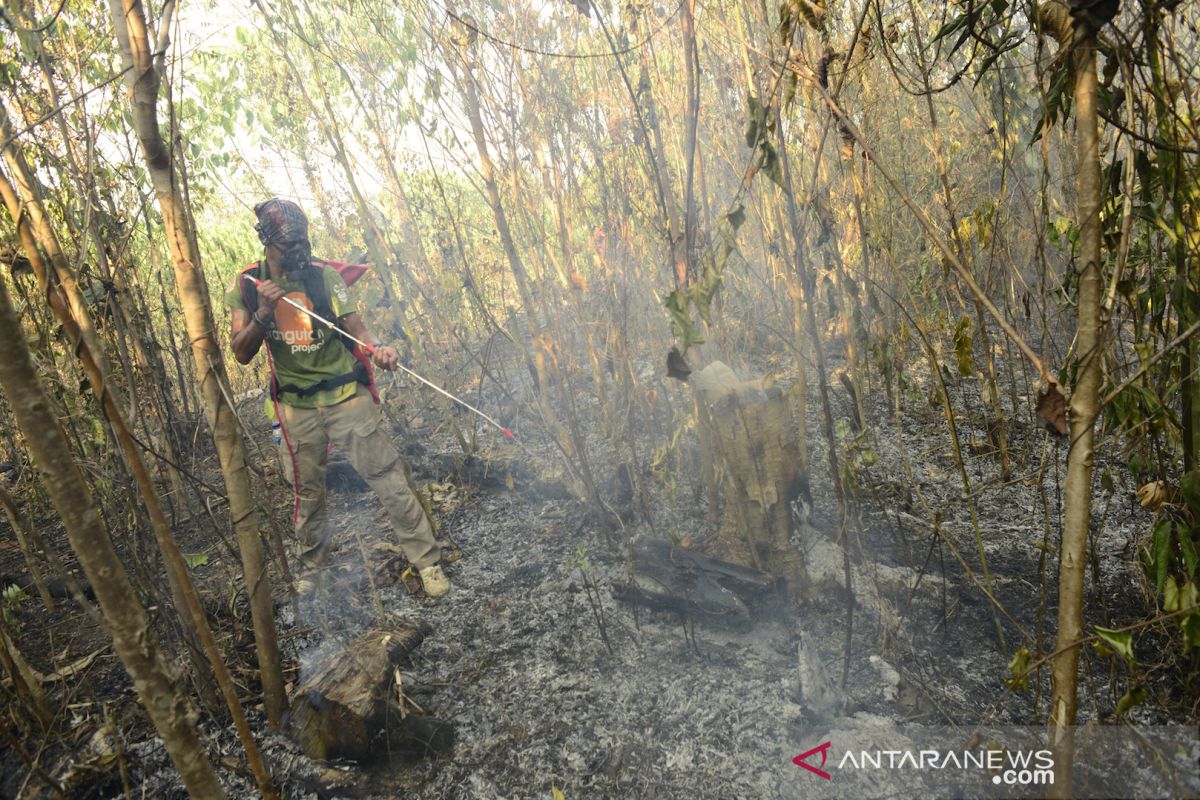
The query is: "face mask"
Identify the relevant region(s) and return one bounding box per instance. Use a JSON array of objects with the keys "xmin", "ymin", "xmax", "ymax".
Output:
[{"xmin": 279, "ymin": 240, "xmax": 312, "ymax": 273}]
